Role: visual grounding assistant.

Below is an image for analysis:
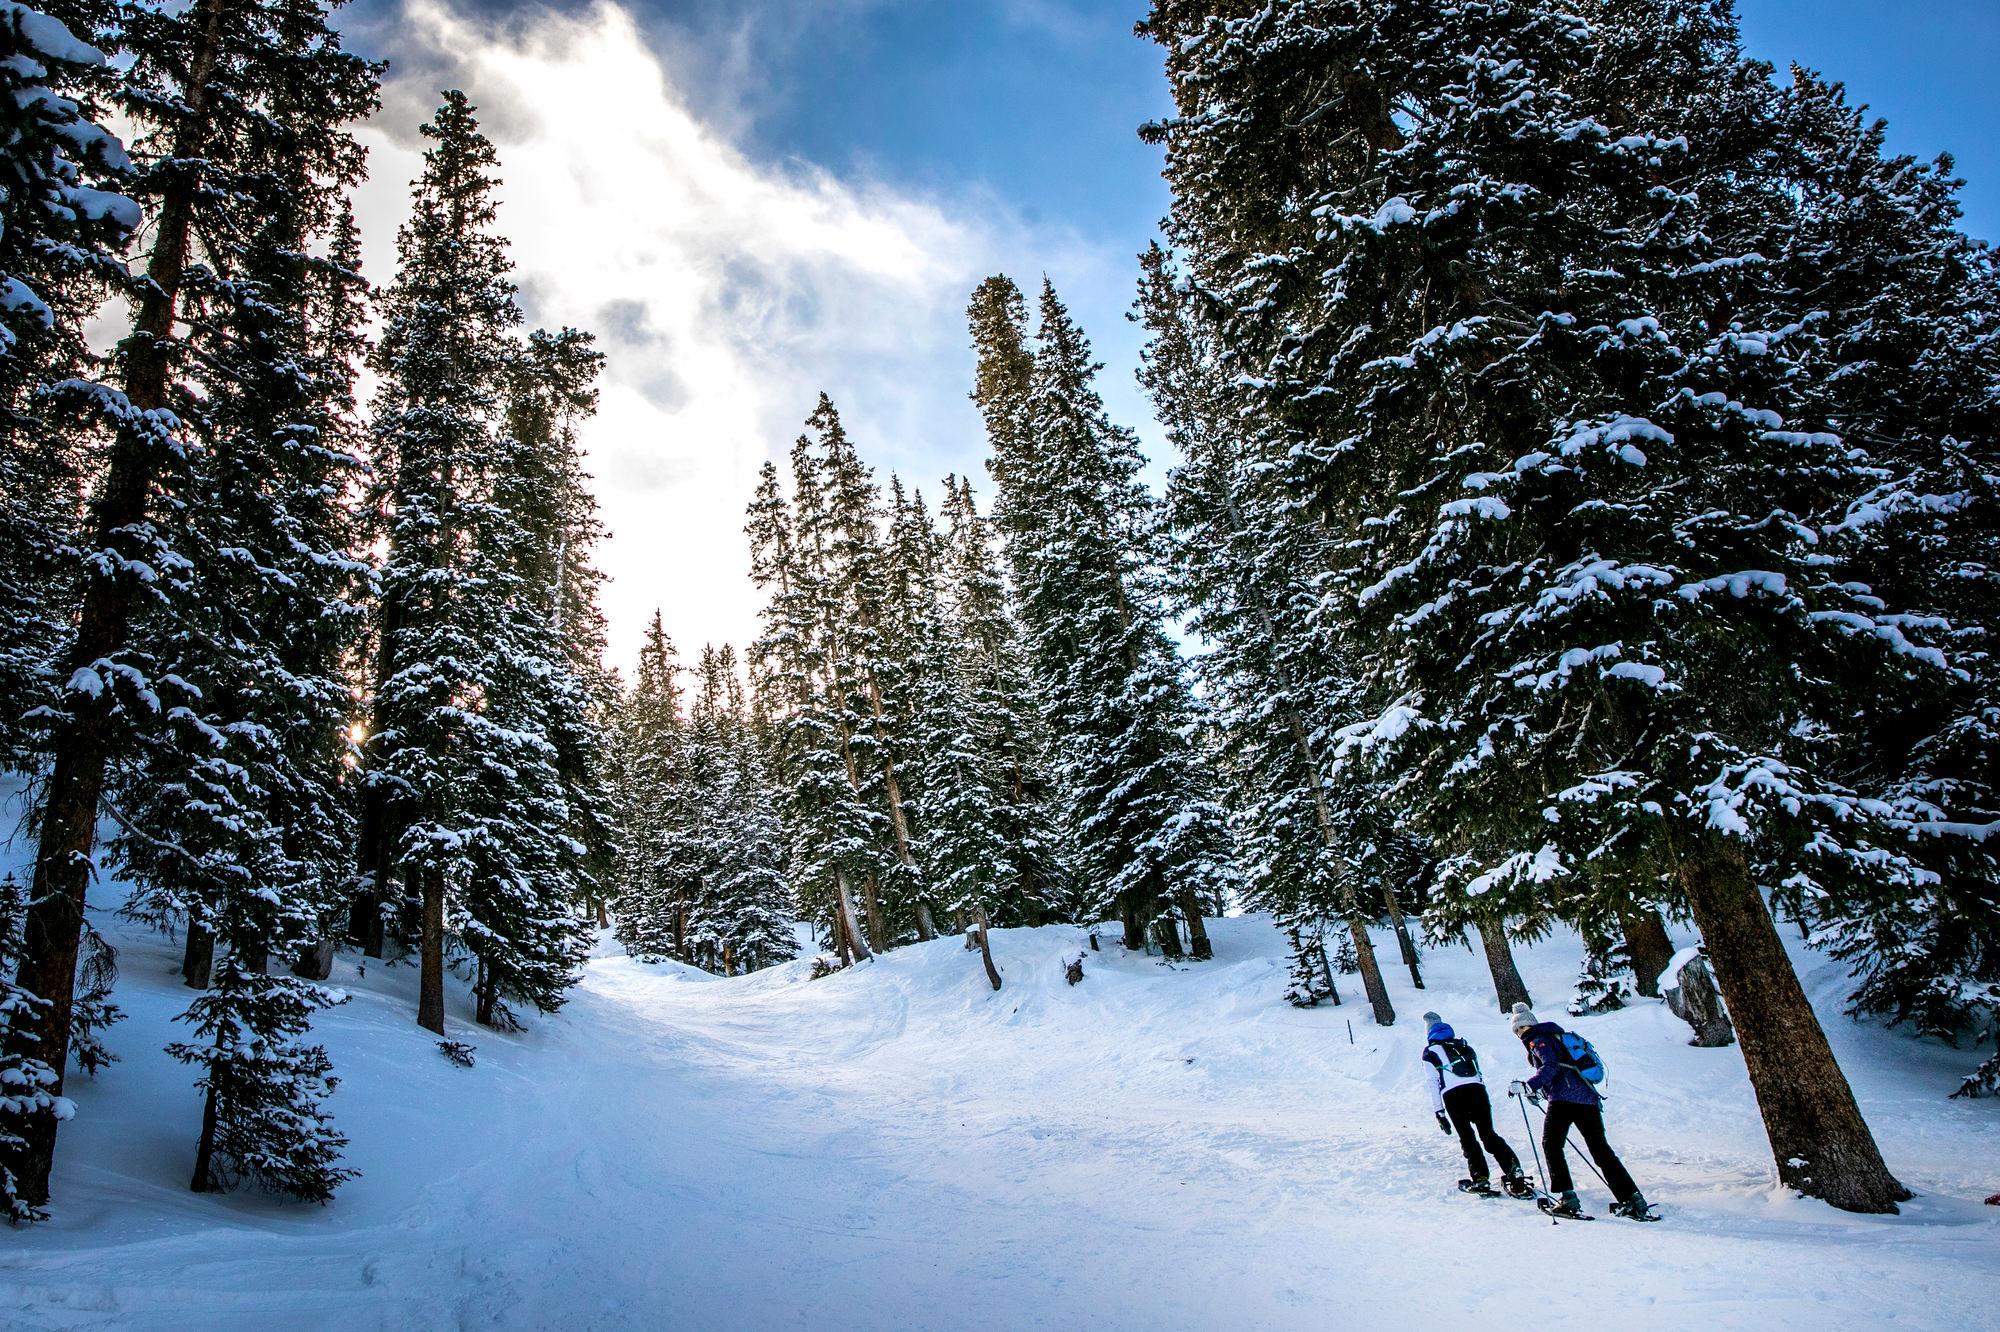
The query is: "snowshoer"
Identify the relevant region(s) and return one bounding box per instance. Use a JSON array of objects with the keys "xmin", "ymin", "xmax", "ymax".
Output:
[
  {"xmin": 1509, "ymin": 1003, "xmax": 1652, "ymax": 1219},
  {"xmin": 1421, "ymin": 1011, "xmax": 1531, "ymax": 1198}
]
